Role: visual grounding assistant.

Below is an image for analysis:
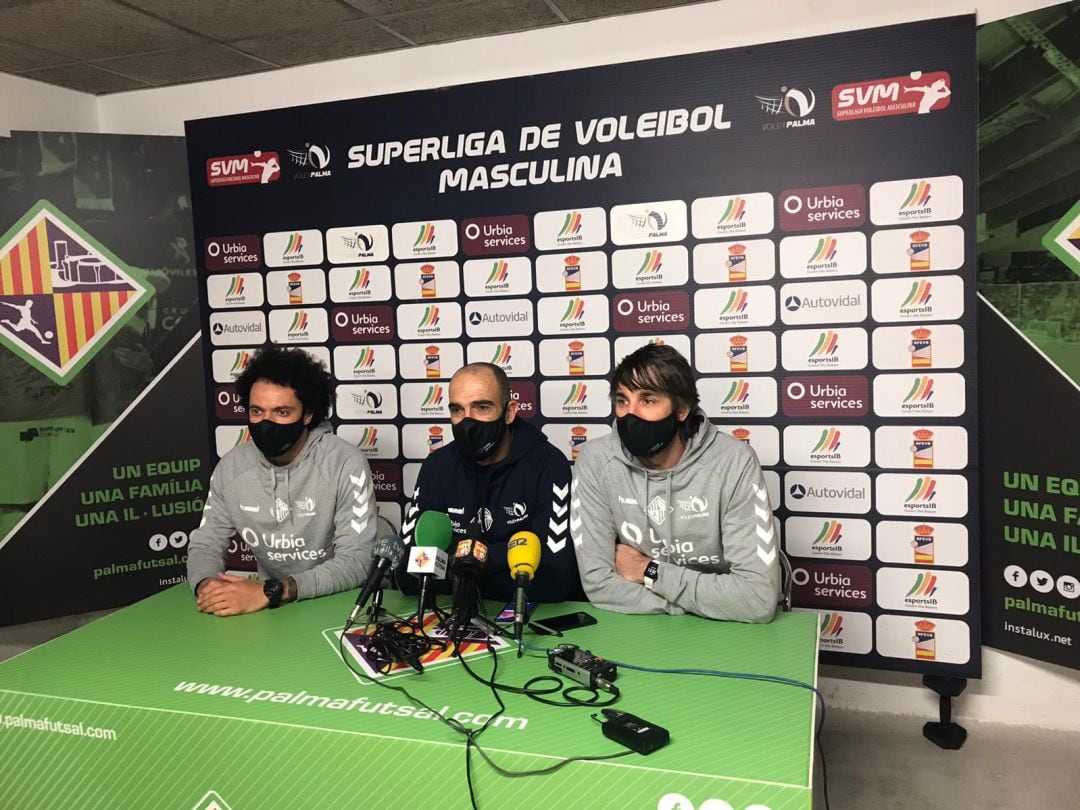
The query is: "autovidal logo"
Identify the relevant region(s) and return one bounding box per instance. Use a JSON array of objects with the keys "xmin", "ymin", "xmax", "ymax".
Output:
[
  {"xmin": 806, "ymin": 236, "xmax": 838, "ymax": 272},
  {"xmin": 486, "ymin": 260, "xmax": 510, "ymax": 291},
  {"xmin": 810, "ymin": 428, "xmax": 842, "ymax": 461},
  {"xmin": 224, "ymin": 275, "xmax": 246, "ymax": 302},
  {"xmin": 416, "ymin": 305, "xmax": 440, "ymax": 335},
  {"xmin": 757, "ymin": 85, "xmax": 816, "ymax": 129},
  {"xmin": 808, "ymin": 330, "xmax": 840, "ymax": 366},
  {"xmin": 559, "ymin": 211, "xmax": 583, "ymax": 238},
  {"xmin": 354, "ymin": 347, "xmax": 376, "ymax": 370},
  {"xmin": 562, "ymin": 383, "xmax": 588, "ymax": 413},
  {"xmin": 717, "ymin": 288, "xmax": 749, "ymax": 324},
  {"xmin": 832, "ymin": 70, "xmax": 952, "ymax": 121},
  {"xmin": 900, "ymin": 180, "xmax": 933, "ymax": 216},
  {"xmin": 206, "ymin": 150, "xmax": 280, "ymax": 187},
  {"xmin": 905, "ymin": 572, "xmax": 939, "ymax": 608},
  {"xmin": 902, "ymin": 375, "xmax": 935, "ymax": 410},
  {"xmin": 813, "ymin": 519, "xmax": 843, "ymax": 546},
  {"xmin": 350, "ymin": 268, "xmax": 371, "ymax": 292},
  {"xmin": 490, "ymin": 343, "xmax": 512, "ymax": 367},
  {"xmin": 414, "ymin": 223, "xmax": 436, "ymax": 250},
  {"xmin": 905, "ymin": 476, "xmax": 937, "ymax": 511},
  {"xmin": 900, "ymin": 279, "xmax": 933, "ymax": 315},
  {"xmin": 636, "ymin": 250, "xmax": 663, "ymax": 277},
  {"xmin": 287, "ymin": 143, "xmax": 331, "ymax": 178},
  {"xmin": 716, "ymin": 196, "xmax": 746, "ymax": 231}
]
